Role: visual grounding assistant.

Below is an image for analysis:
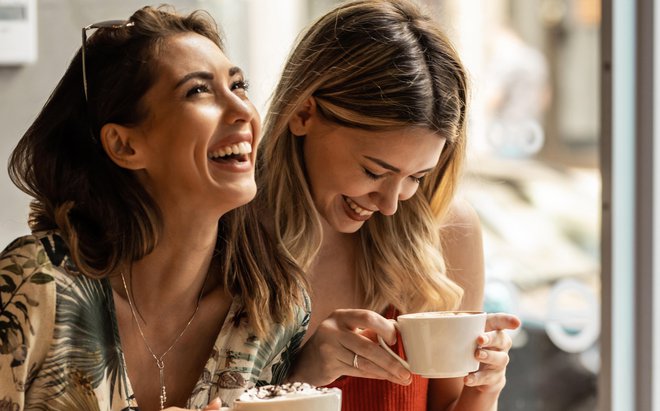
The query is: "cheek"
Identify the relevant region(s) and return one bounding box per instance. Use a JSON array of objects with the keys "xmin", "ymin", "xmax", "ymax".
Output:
[
  {"xmin": 248, "ymin": 102, "xmax": 262, "ymax": 129},
  {"xmin": 303, "ymin": 143, "xmax": 362, "ymax": 197},
  {"xmin": 399, "ymin": 181, "xmax": 421, "ymax": 201},
  {"xmin": 193, "ymin": 107, "xmax": 223, "ymax": 132},
  {"xmin": 251, "ymin": 117, "xmax": 262, "ymax": 148},
  {"xmin": 309, "ymin": 166, "xmax": 355, "ymax": 202}
]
